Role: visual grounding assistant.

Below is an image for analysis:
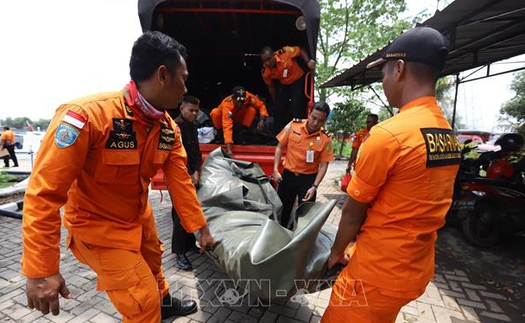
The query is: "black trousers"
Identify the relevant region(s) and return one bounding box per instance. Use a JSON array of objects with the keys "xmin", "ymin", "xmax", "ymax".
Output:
[
  {"xmin": 277, "ymin": 170, "xmax": 317, "ymax": 229},
  {"xmin": 3, "ymin": 144, "xmax": 18, "ymax": 167},
  {"xmin": 274, "ymin": 77, "xmax": 307, "ymax": 135},
  {"xmin": 171, "ymin": 207, "xmax": 196, "ymax": 254}
]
